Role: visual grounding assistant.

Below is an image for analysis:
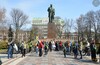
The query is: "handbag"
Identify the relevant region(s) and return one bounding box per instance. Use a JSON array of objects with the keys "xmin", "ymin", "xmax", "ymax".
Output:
[{"xmin": 13, "ymin": 44, "xmax": 18, "ymax": 51}]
